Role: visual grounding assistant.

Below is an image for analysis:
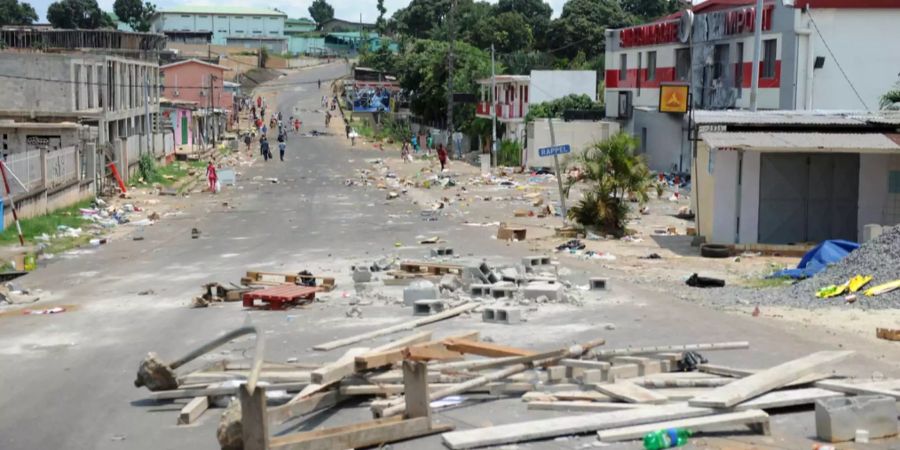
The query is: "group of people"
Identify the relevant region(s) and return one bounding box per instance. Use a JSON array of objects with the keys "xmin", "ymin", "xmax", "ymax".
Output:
[{"xmin": 401, "ymin": 135, "xmax": 448, "ymax": 171}]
